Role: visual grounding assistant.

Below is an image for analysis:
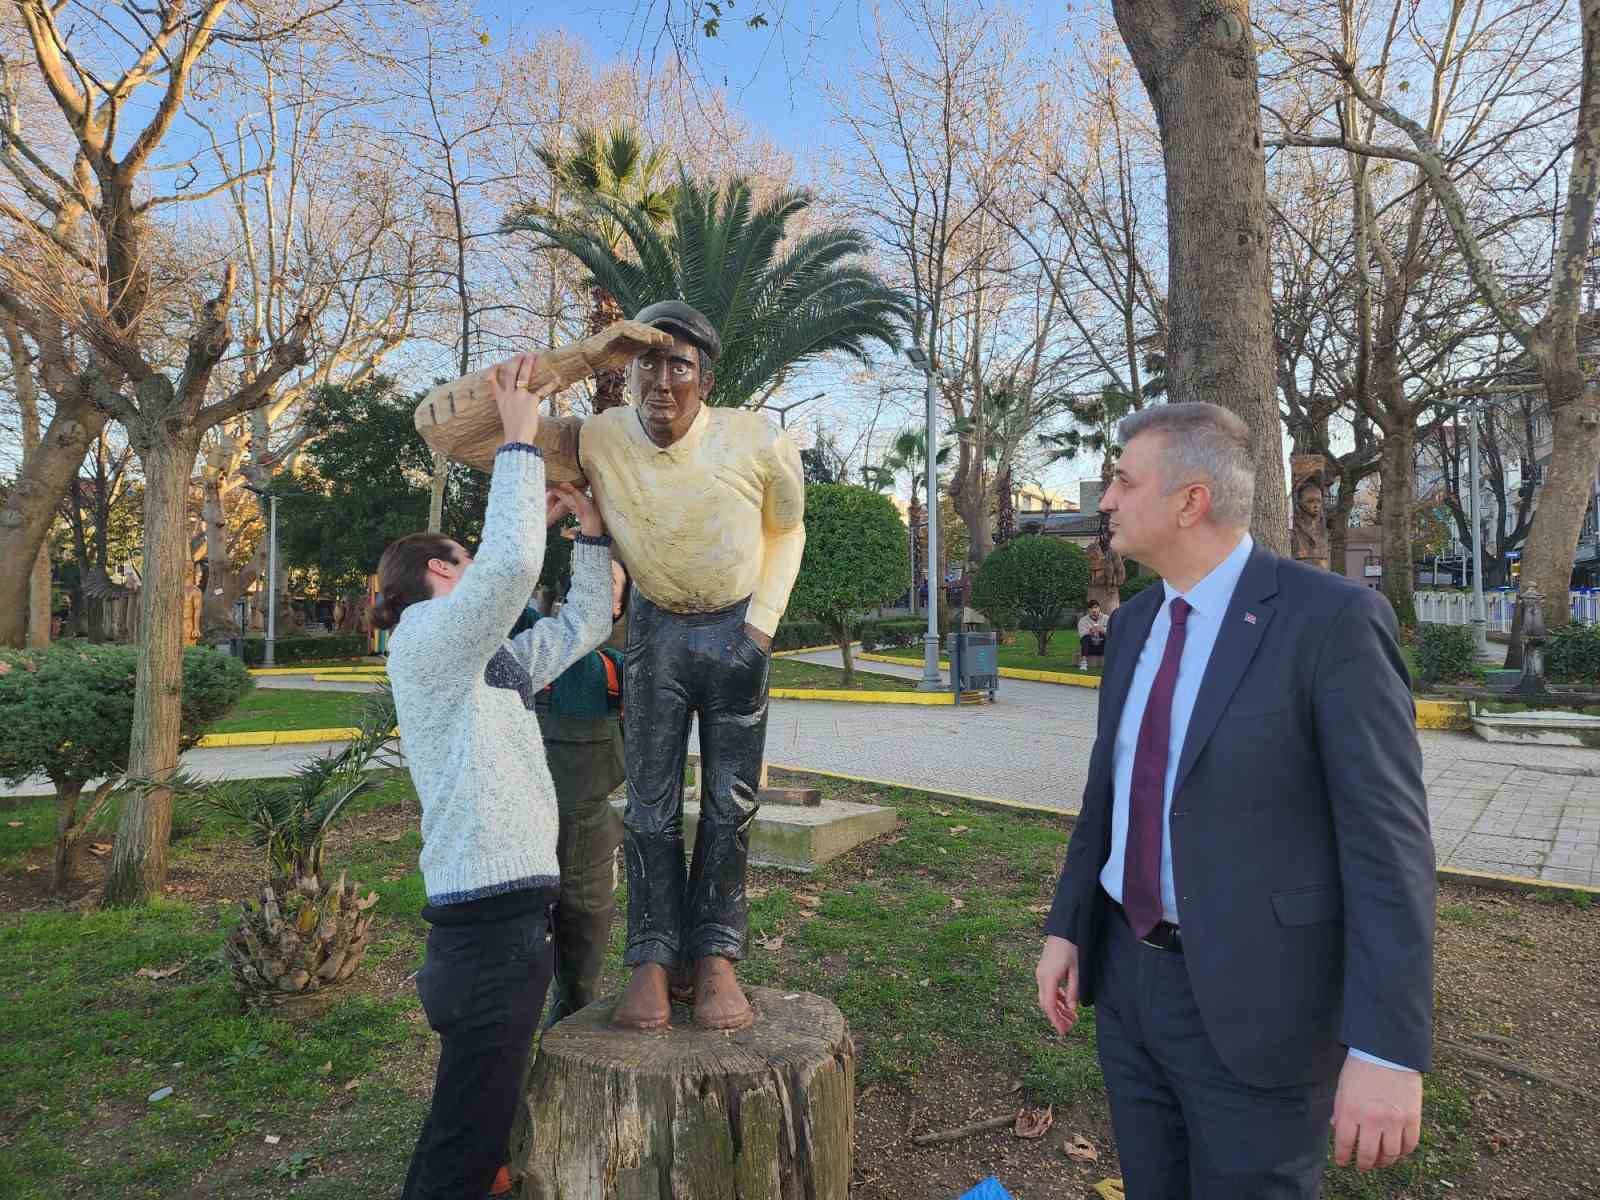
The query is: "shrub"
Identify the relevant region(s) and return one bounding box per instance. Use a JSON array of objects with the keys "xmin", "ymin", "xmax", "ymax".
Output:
[
  {"xmin": 772, "ymin": 620, "xmax": 833, "ymax": 652},
  {"xmin": 786, "ymin": 485, "xmax": 913, "ymax": 683},
  {"xmin": 1120, "ymin": 573, "xmax": 1160, "ymax": 602},
  {"xmin": 1546, "ymin": 622, "xmax": 1600, "ymax": 686},
  {"xmin": 0, "ymin": 645, "xmax": 252, "ymax": 891},
  {"xmin": 1414, "ymin": 623, "xmax": 1478, "ymax": 686},
  {"xmin": 242, "ymin": 633, "xmax": 368, "ymax": 666},
  {"xmin": 859, "ymin": 618, "xmax": 927, "ymax": 651},
  {"xmin": 971, "ymin": 536, "xmax": 1090, "ymax": 657}
]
